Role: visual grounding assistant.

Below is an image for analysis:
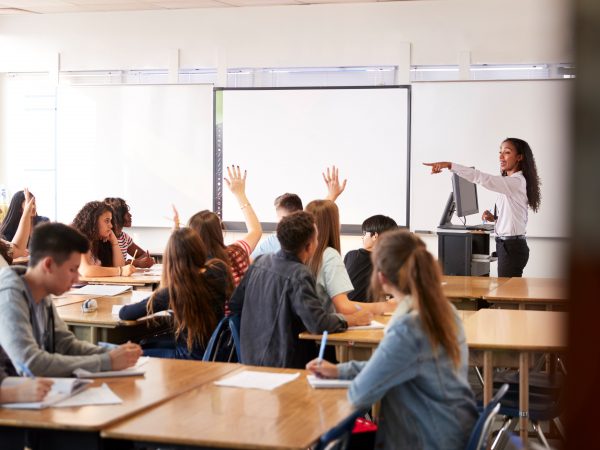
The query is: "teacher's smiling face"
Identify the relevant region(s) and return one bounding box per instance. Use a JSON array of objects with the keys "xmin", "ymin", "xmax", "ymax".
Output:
[{"xmin": 499, "ymin": 140, "xmax": 523, "ymax": 175}]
